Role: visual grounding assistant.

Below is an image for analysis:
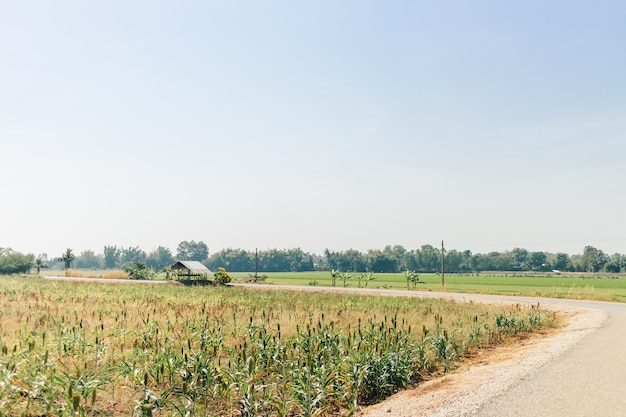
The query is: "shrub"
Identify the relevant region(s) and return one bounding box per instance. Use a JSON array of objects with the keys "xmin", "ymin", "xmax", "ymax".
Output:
[
  {"xmin": 123, "ymin": 262, "xmax": 155, "ymax": 280},
  {"xmin": 214, "ymin": 267, "xmax": 232, "ymax": 285},
  {"xmin": 0, "ymin": 252, "xmax": 34, "ymax": 274}
]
